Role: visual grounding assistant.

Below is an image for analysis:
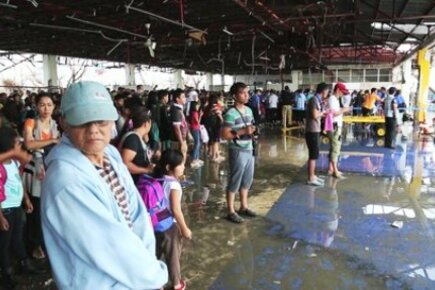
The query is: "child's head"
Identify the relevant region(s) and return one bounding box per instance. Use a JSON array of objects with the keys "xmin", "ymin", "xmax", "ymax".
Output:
[
  {"xmin": 0, "ymin": 127, "xmax": 19, "ymax": 154},
  {"xmin": 154, "ymin": 149, "xmax": 185, "ymax": 179}
]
